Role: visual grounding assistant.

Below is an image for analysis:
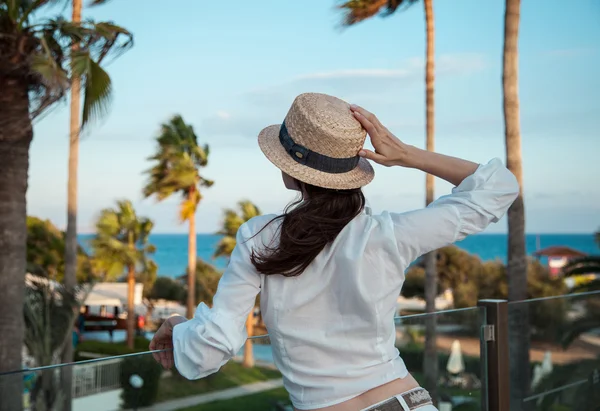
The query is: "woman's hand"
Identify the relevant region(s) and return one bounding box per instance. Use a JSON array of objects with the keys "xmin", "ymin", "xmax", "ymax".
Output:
[
  {"xmin": 350, "ymin": 104, "xmax": 412, "ymax": 167},
  {"xmin": 149, "ymin": 315, "xmax": 187, "ymax": 369}
]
